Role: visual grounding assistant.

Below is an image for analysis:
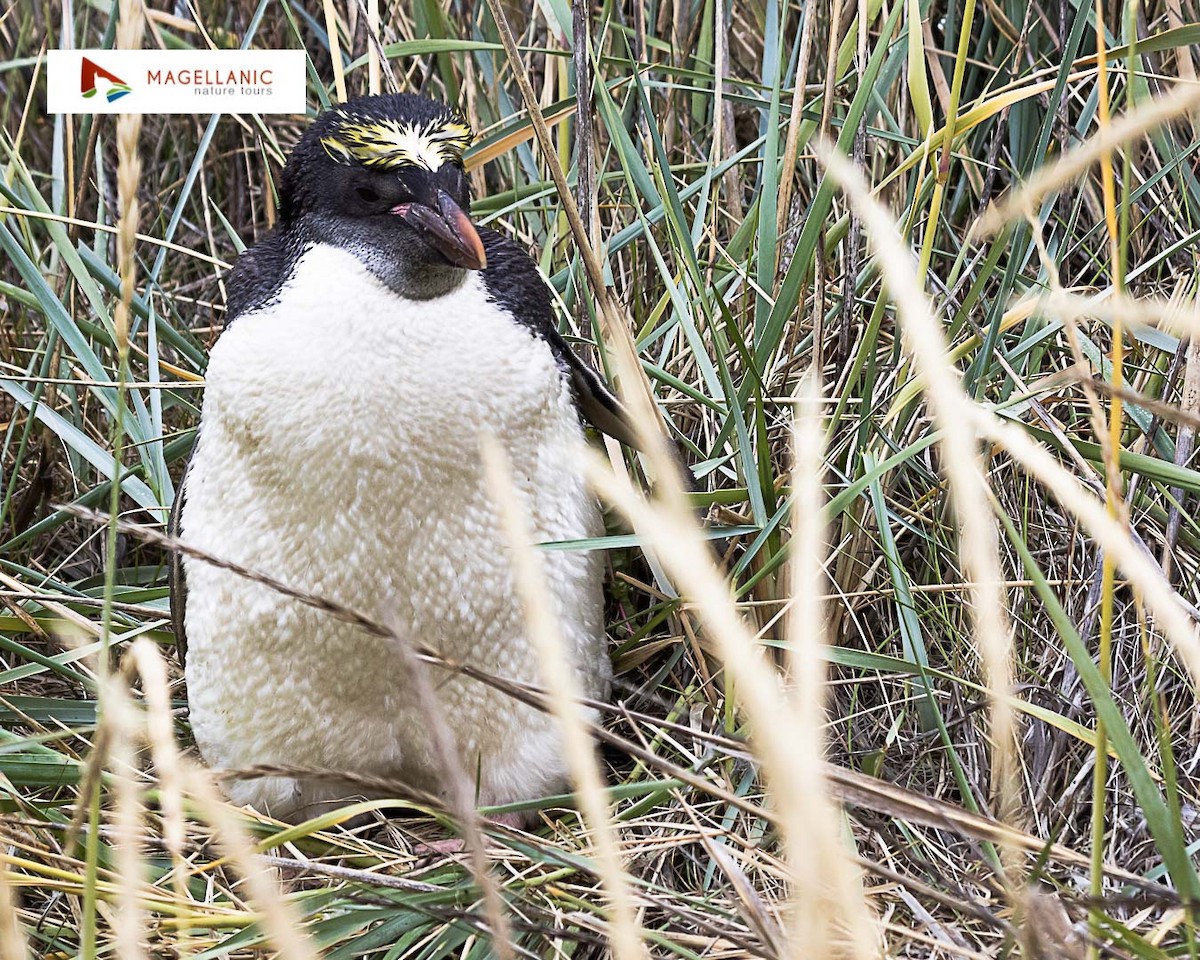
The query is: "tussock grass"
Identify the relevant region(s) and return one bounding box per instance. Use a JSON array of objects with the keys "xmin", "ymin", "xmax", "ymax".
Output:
[{"xmin": 3, "ymin": 1, "xmax": 1200, "ymax": 957}]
